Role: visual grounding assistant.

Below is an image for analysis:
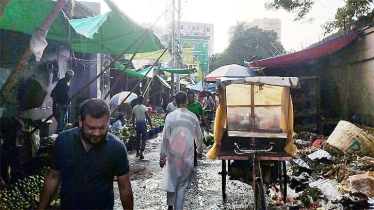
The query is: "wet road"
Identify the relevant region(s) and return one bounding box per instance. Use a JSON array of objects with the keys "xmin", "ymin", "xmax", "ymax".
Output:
[{"xmin": 113, "ymin": 133, "xmax": 256, "ymax": 210}]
